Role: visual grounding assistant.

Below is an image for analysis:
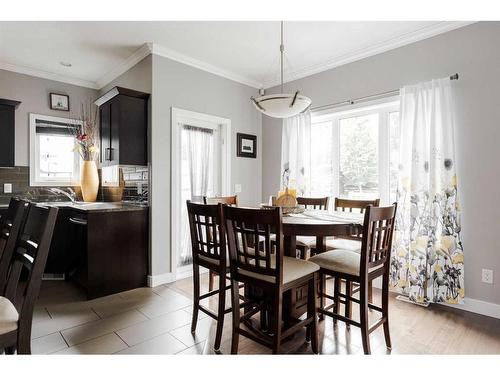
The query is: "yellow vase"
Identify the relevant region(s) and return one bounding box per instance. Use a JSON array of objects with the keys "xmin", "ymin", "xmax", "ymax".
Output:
[{"xmin": 80, "ymin": 160, "xmax": 99, "ymax": 202}]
